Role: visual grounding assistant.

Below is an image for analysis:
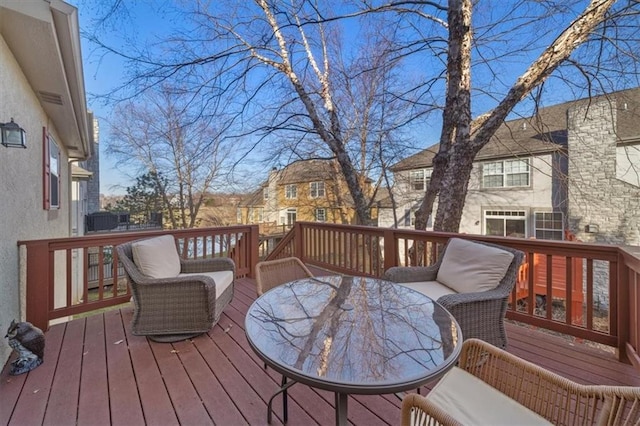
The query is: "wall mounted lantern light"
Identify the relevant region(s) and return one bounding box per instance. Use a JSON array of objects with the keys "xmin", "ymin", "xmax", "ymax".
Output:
[{"xmin": 1, "ymin": 118, "xmax": 27, "ymax": 148}]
